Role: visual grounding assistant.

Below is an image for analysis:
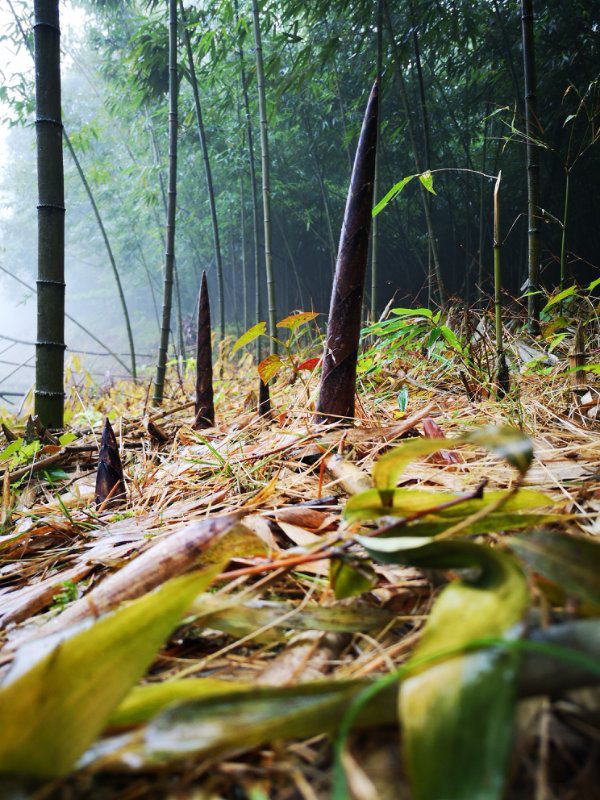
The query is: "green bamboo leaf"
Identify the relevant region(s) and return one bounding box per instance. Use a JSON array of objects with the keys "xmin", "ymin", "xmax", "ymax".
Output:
[
  {"xmin": 329, "ymin": 558, "xmax": 377, "ymax": 599},
  {"xmin": 464, "ymin": 426, "xmax": 533, "ymax": 475},
  {"xmin": 373, "ymin": 438, "xmax": 454, "ymax": 490},
  {"xmin": 345, "ymin": 487, "xmax": 554, "ymax": 523},
  {"xmin": 189, "ymin": 596, "xmax": 394, "ymax": 639},
  {"xmin": 587, "ymin": 277, "xmax": 600, "ymax": 292},
  {"xmin": 541, "ymin": 284, "xmax": 577, "ymax": 312},
  {"xmin": 509, "ymin": 530, "xmax": 600, "ymax": 606},
  {"xmin": 231, "ymin": 321, "xmax": 267, "ymax": 356},
  {"xmin": 390, "ymin": 306, "xmax": 433, "ymax": 318},
  {"xmin": 110, "ymin": 679, "xmax": 249, "ymax": 728},
  {"xmin": 440, "ymin": 325, "xmax": 463, "ymax": 353},
  {"xmin": 401, "ymin": 547, "xmax": 527, "ymax": 800},
  {"xmin": 357, "ymin": 534, "xmax": 528, "ymax": 800},
  {"xmin": 418, "ymin": 170, "xmax": 437, "ymax": 195},
  {"xmin": 372, "ymin": 174, "xmax": 416, "ymax": 217},
  {"xmin": 396, "ymin": 512, "xmax": 556, "ymax": 538},
  {"xmin": 81, "ymin": 681, "xmax": 398, "ymax": 770},
  {"xmin": 0, "ymin": 569, "xmax": 220, "ymax": 777}
]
